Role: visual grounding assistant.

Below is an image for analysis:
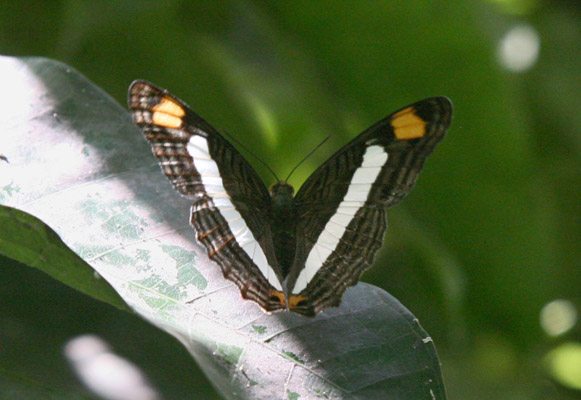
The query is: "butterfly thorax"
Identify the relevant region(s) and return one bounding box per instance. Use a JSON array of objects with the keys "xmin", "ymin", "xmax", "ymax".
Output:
[{"xmin": 269, "ymin": 182, "xmax": 297, "ymax": 277}]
